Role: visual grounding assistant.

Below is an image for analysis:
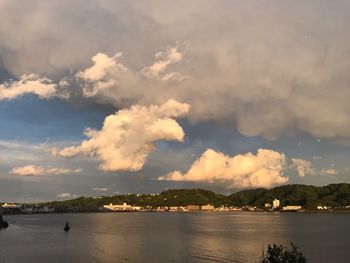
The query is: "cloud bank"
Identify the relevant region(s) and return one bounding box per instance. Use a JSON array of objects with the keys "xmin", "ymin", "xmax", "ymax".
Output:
[
  {"xmin": 1, "ymin": 1, "xmax": 350, "ymax": 142},
  {"xmin": 158, "ymin": 148, "xmax": 288, "ymax": 188},
  {"xmin": 11, "ymin": 165, "xmax": 81, "ymax": 176},
  {"xmin": 55, "ymin": 99, "xmax": 190, "ymax": 171},
  {"xmin": 158, "ymin": 149, "xmax": 339, "ymax": 188}
]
